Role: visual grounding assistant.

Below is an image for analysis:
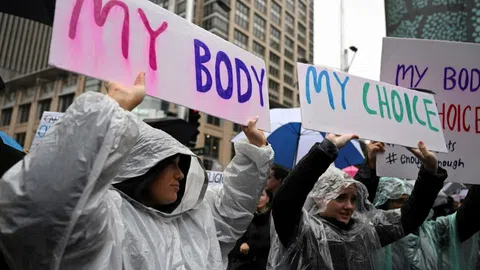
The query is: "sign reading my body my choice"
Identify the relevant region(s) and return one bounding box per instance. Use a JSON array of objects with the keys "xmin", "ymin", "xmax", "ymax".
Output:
[
  {"xmin": 48, "ymin": 0, "xmax": 270, "ymax": 131},
  {"xmin": 378, "ymin": 38, "xmax": 480, "ymax": 184},
  {"xmin": 297, "ymin": 63, "xmax": 447, "ymax": 152}
]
